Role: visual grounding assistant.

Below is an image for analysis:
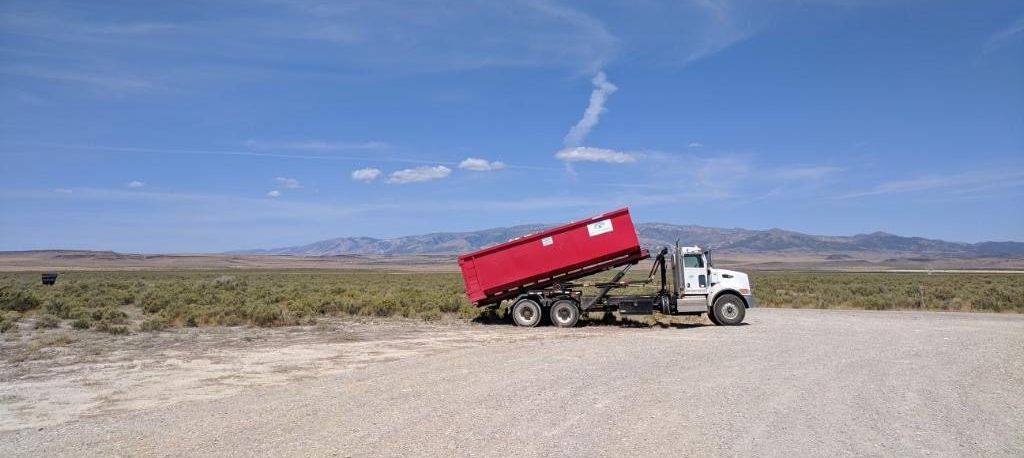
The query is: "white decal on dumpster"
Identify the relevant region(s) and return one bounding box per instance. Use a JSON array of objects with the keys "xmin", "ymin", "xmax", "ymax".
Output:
[
  {"xmin": 587, "ymin": 219, "xmax": 613, "ymax": 236},
  {"xmin": 541, "ymin": 236, "xmax": 554, "ymax": 246}
]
